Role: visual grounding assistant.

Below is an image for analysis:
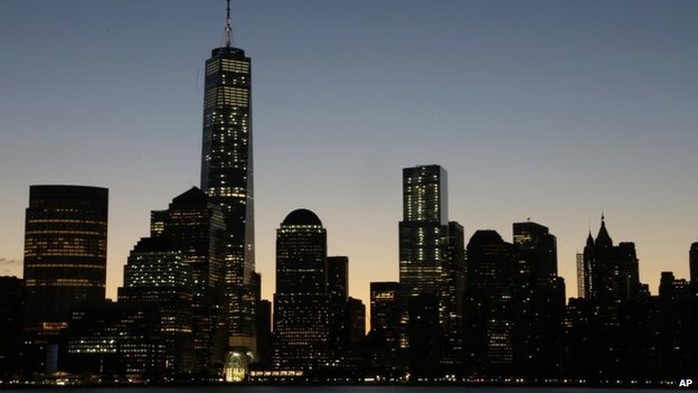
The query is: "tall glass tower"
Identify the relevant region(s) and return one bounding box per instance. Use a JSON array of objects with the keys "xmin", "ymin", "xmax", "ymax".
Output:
[
  {"xmin": 398, "ymin": 165, "xmax": 465, "ymax": 374},
  {"xmin": 199, "ymin": 1, "xmax": 256, "ymax": 362}
]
